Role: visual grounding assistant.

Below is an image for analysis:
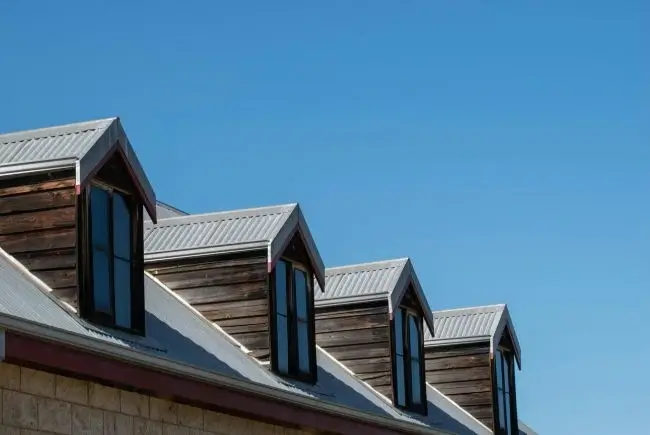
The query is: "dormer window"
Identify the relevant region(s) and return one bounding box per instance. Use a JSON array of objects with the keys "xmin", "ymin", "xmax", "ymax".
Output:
[
  {"xmin": 495, "ymin": 347, "xmax": 516, "ymax": 434},
  {"xmin": 393, "ymin": 307, "xmax": 426, "ymax": 414},
  {"xmin": 272, "ymin": 258, "xmax": 316, "ymax": 381},
  {"xmin": 80, "ymin": 180, "xmax": 145, "ymax": 334}
]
